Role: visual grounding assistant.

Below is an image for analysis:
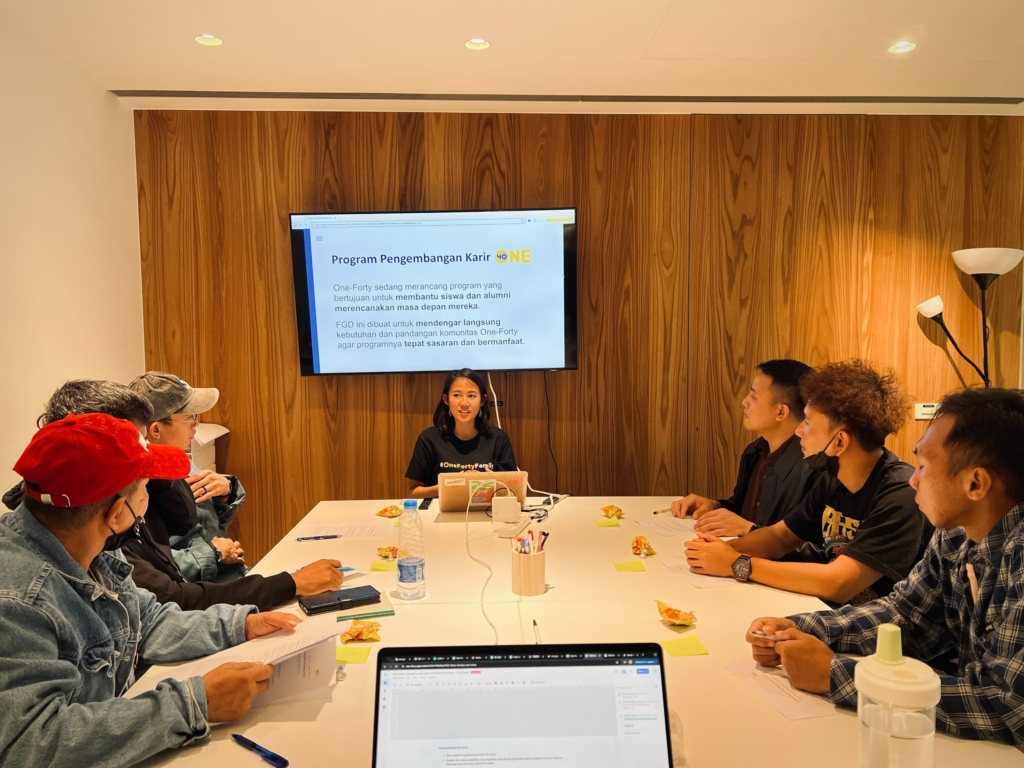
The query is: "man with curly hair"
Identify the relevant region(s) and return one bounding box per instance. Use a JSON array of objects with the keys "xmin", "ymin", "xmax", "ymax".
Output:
[
  {"xmin": 685, "ymin": 360, "xmax": 933, "ymax": 605},
  {"xmin": 745, "ymin": 388, "xmax": 1024, "ymax": 747}
]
